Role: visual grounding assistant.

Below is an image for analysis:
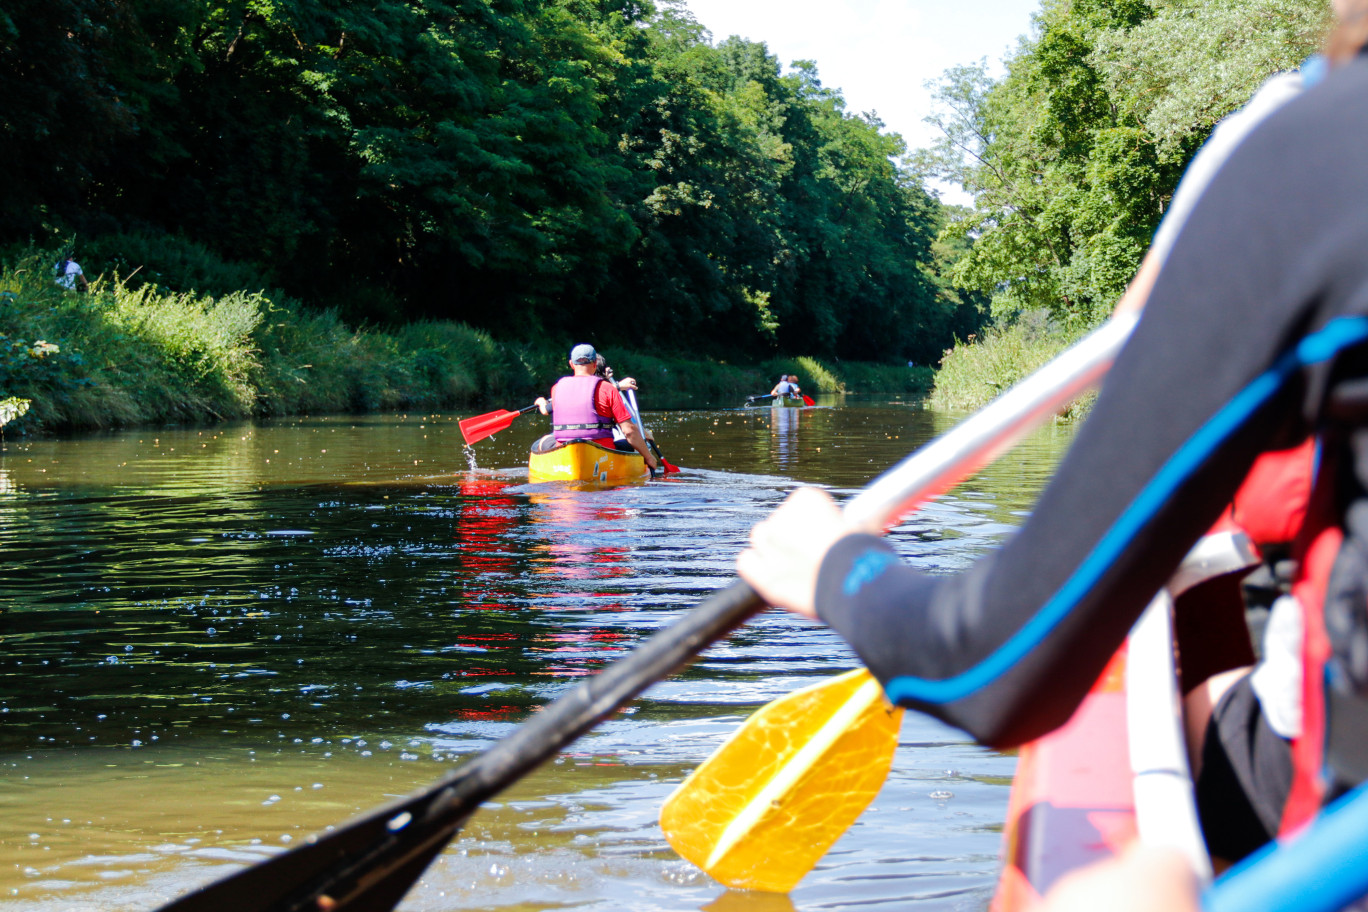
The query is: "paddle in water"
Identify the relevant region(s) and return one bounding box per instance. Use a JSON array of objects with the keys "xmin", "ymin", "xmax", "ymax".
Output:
[
  {"xmin": 660, "ymin": 669, "xmax": 901, "ymax": 892},
  {"xmin": 458, "ymin": 404, "xmax": 538, "ymax": 446},
  {"xmin": 623, "ymin": 388, "xmax": 680, "ymax": 474},
  {"xmin": 154, "ymin": 314, "xmax": 1135, "ymax": 912}
]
